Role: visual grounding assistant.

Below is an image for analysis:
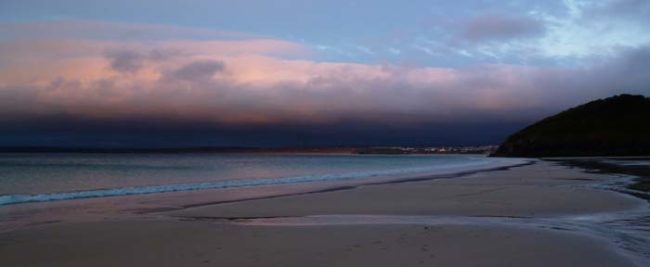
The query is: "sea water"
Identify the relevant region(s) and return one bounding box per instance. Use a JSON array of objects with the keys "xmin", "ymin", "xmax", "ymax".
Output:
[{"xmin": 0, "ymin": 153, "xmax": 521, "ymax": 205}]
